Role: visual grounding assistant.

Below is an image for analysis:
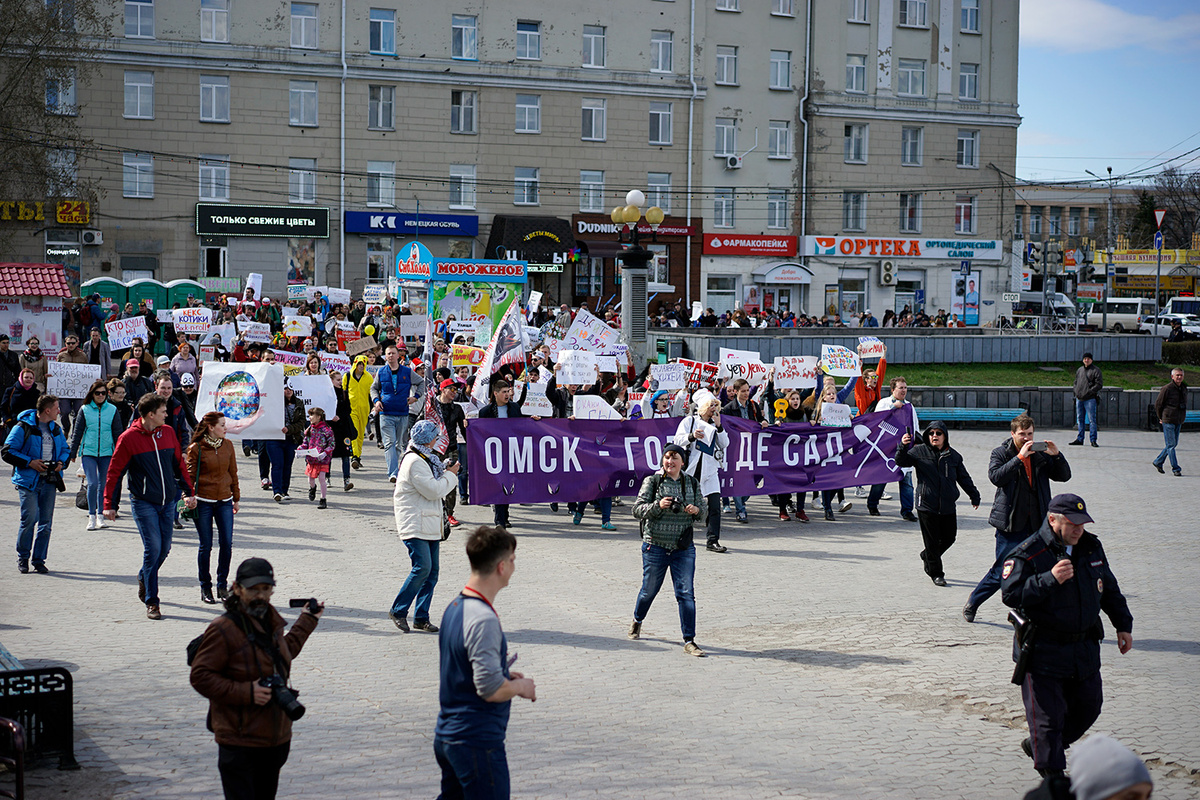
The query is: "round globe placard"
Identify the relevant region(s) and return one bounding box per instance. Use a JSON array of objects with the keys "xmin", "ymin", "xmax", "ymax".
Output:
[{"xmin": 214, "ymin": 371, "xmax": 261, "ymax": 421}]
